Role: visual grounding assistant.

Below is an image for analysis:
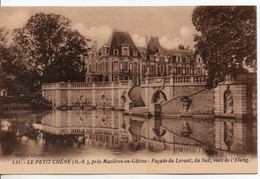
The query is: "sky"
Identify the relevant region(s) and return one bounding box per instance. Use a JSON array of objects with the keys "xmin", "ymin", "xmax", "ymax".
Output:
[{"xmin": 0, "ymin": 6, "xmax": 197, "ymax": 49}]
